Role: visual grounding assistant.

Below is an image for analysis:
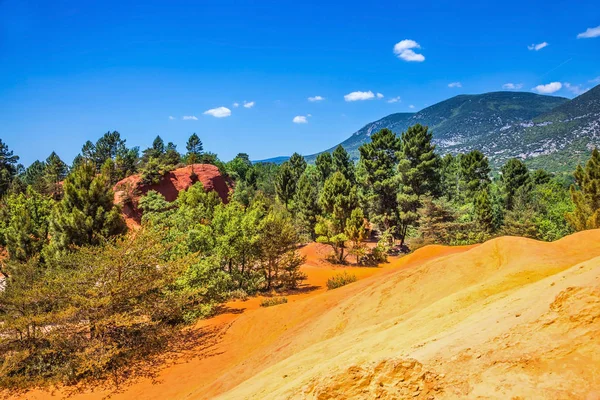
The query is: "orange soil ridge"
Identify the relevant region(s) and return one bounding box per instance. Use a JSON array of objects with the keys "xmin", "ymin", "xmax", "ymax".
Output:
[{"xmin": 14, "ymin": 230, "xmax": 600, "ymax": 399}]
